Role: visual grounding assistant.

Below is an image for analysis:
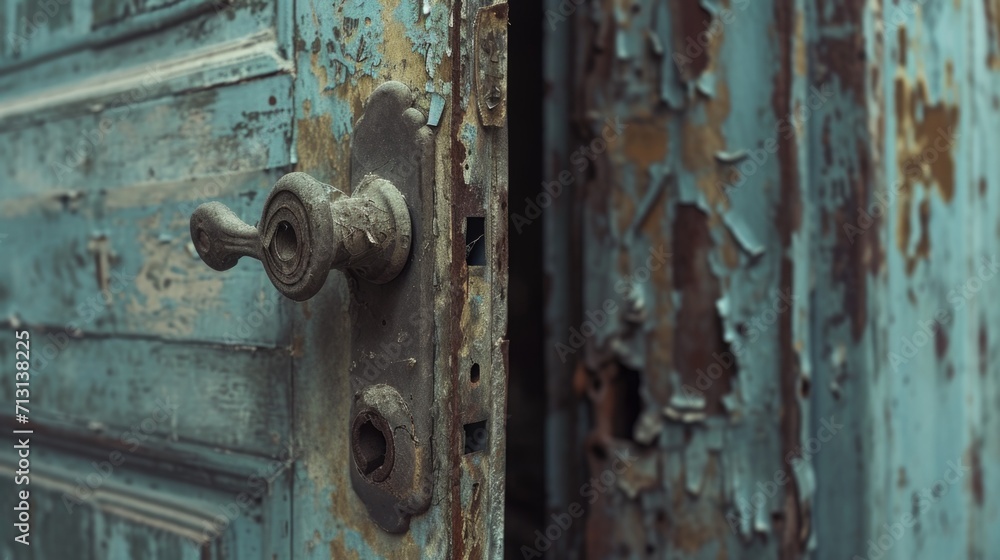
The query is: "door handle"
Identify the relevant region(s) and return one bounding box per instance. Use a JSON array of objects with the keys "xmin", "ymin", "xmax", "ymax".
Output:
[
  {"xmin": 187, "ymin": 81, "xmax": 435, "ymax": 534},
  {"xmin": 189, "ymin": 172, "xmax": 411, "ymax": 301}
]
